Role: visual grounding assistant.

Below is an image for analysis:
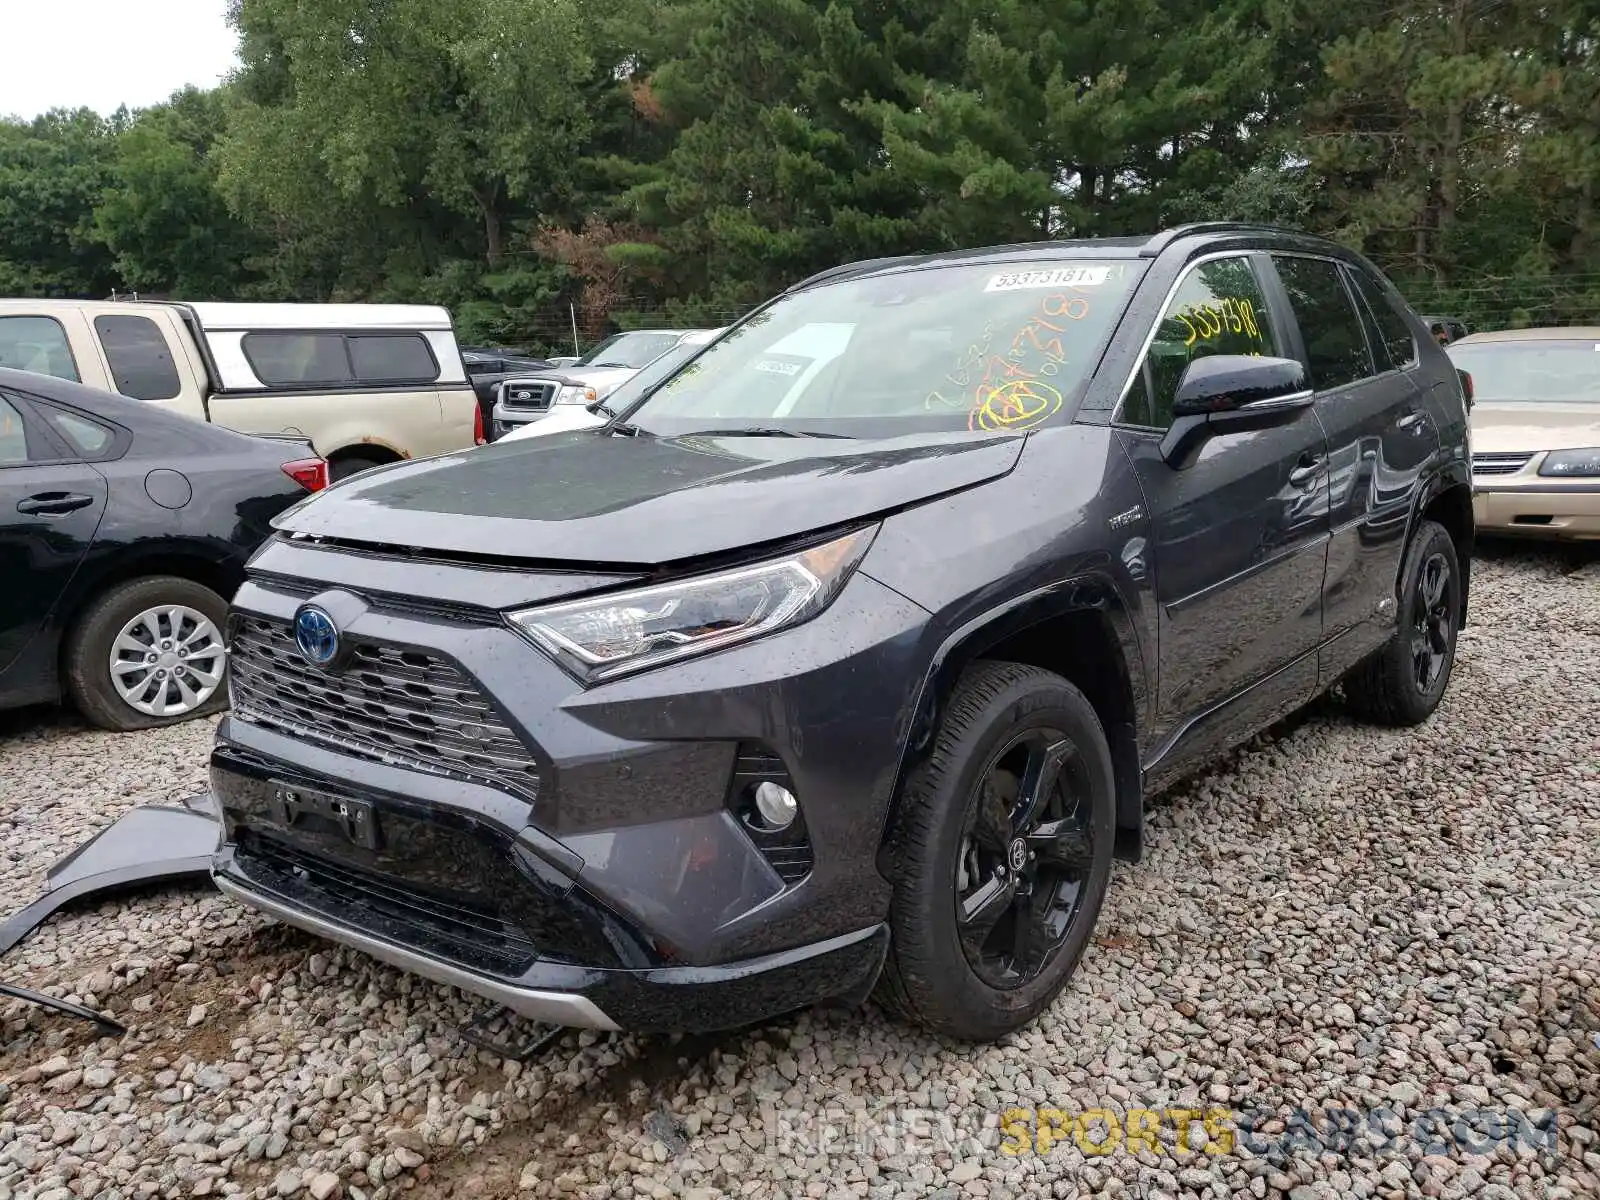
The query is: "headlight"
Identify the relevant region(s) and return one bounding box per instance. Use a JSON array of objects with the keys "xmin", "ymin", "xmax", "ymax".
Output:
[
  {"xmin": 507, "ymin": 527, "xmax": 877, "ymax": 682},
  {"xmin": 555, "ymin": 384, "xmax": 599, "ymax": 406},
  {"xmin": 1538, "ymin": 447, "xmax": 1600, "ymax": 478}
]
